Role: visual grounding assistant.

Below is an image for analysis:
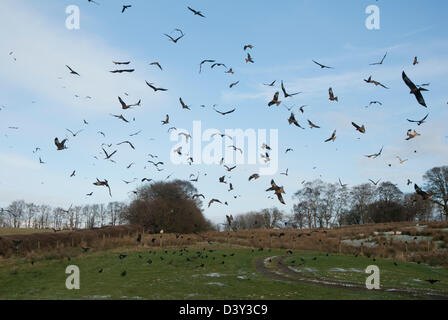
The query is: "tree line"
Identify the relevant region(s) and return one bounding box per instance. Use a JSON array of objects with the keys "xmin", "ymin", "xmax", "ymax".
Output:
[
  {"xmin": 0, "ymin": 201, "xmax": 128, "ymax": 230},
  {"xmin": 1, "ymin": 166, "xmax": 447, "ymax": 232},
  {"xmin": 227, "ymin": 166, "xmax": 448, "ymax": 230}
]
